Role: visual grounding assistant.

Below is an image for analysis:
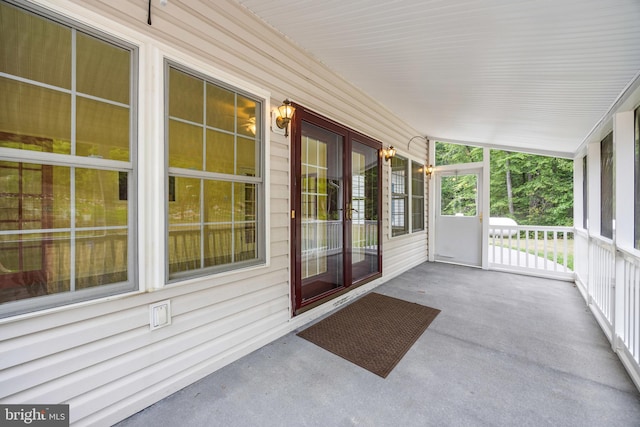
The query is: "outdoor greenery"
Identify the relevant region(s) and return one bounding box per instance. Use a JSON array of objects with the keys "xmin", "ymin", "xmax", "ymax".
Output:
[{"xmin": 435, "ymin": 142, "xmax": 574, "ymax": 226}]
